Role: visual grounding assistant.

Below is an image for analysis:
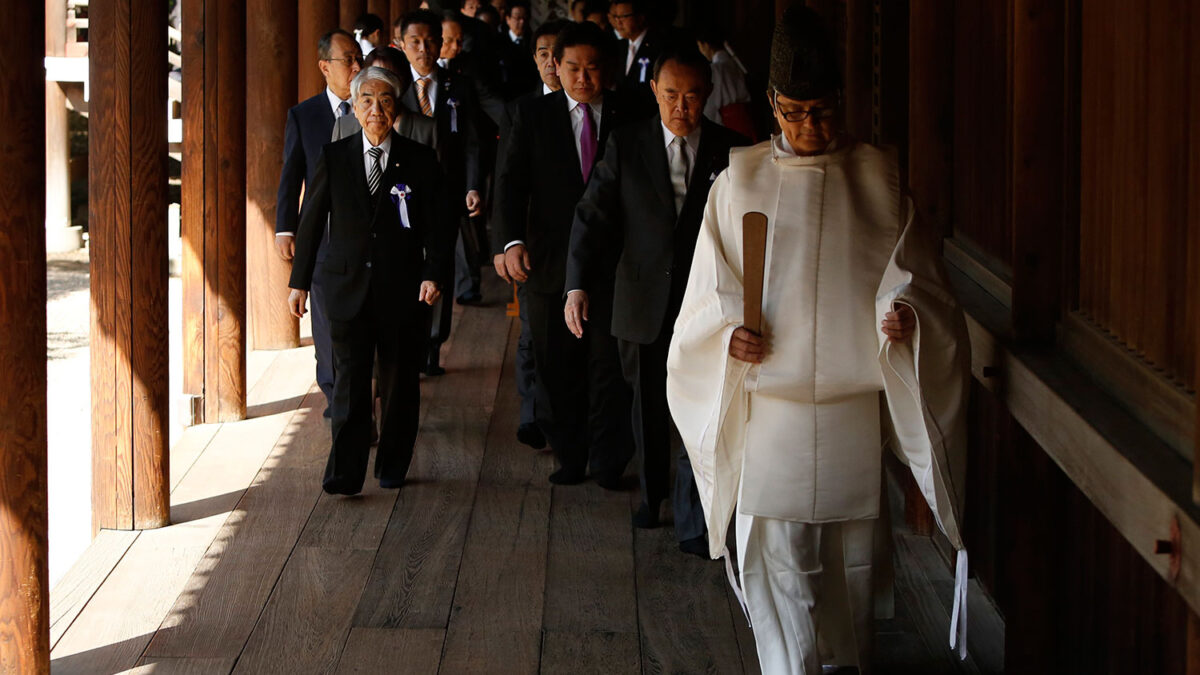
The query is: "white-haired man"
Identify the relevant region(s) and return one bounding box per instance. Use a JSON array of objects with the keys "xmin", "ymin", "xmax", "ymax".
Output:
[{"xmin": 288, "ymin": 67, "xmax": 455, "ymax": 495}]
